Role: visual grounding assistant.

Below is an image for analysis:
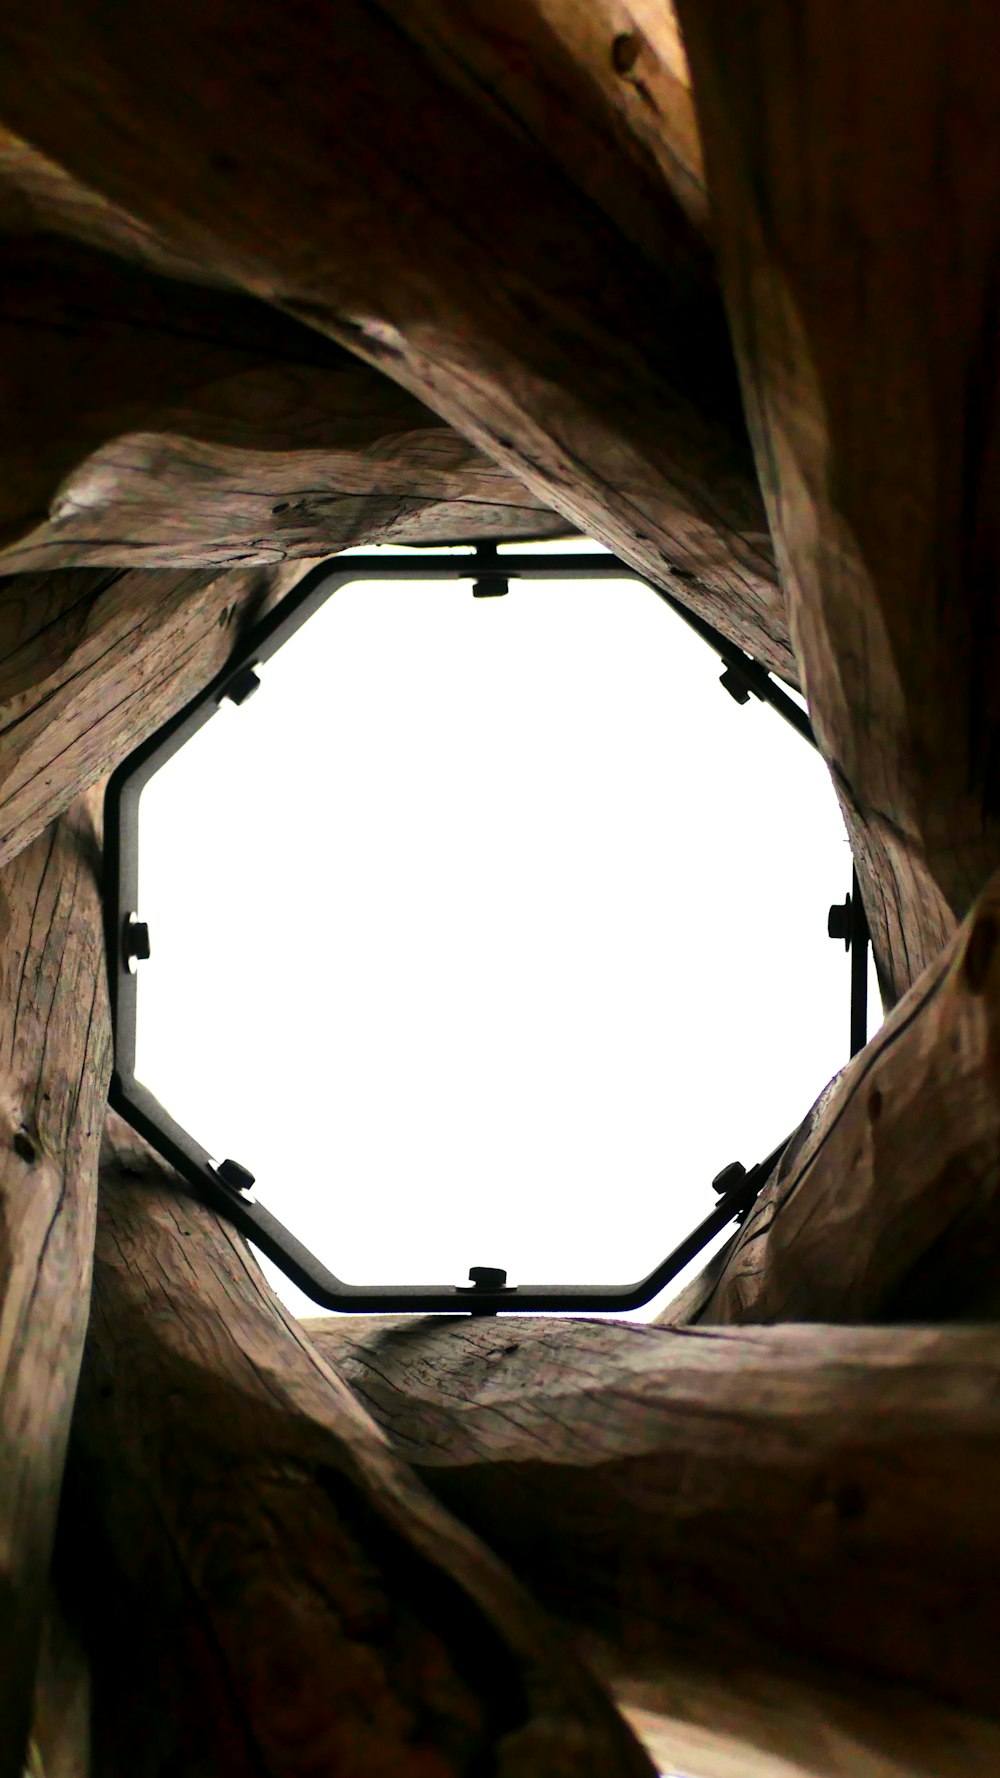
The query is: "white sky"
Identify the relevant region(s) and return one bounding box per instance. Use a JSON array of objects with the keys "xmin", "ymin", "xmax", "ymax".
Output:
[{"xmin": 135, "ymin": 539, "xmax": 878, "ymax": 1320}]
